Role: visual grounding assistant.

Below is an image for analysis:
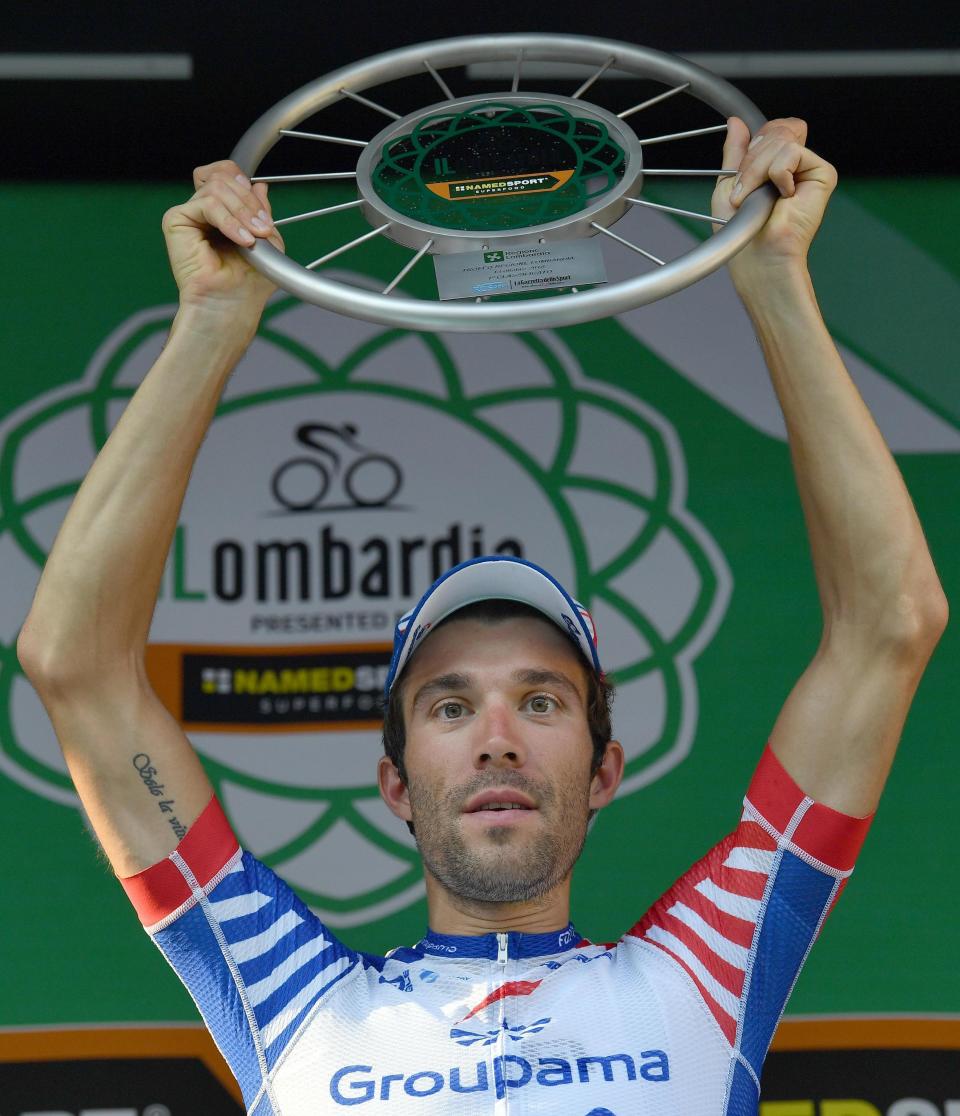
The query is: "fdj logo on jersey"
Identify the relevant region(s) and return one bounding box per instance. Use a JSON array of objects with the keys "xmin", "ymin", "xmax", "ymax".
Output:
[{"xmin": 1, "ymin": 294, "xmax": 730, "ymax": 926}]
